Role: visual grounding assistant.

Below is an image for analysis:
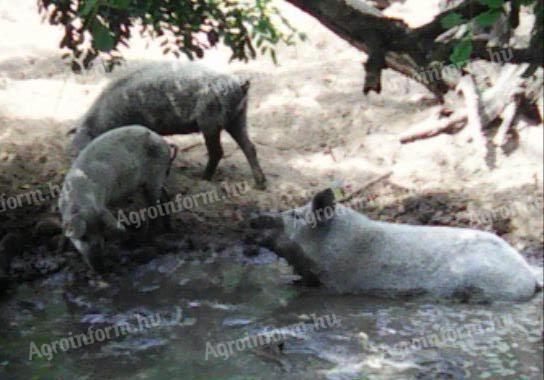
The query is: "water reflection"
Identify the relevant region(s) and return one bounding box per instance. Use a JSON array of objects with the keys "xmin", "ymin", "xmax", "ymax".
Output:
[{"xmin": 0, "ymin": 247, "xmax": 542, "ymax": 380}]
